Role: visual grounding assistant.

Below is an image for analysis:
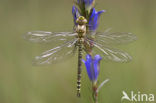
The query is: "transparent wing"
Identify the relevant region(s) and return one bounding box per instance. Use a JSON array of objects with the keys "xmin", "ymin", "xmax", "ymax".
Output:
[
  {"xmin": 33, "ymin": 39, "xmax": 78, "ymax": 65},
  {"xmin": 92, "ymin": 41, "xmax": 132, "ymax": 62},
  {"xmin": 23, "ymin": 31, "xmax": 77, "ymax": 44},
  {"xmin": 93, "ymin": 29, "xmax": 137, "ymax": 45}
]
